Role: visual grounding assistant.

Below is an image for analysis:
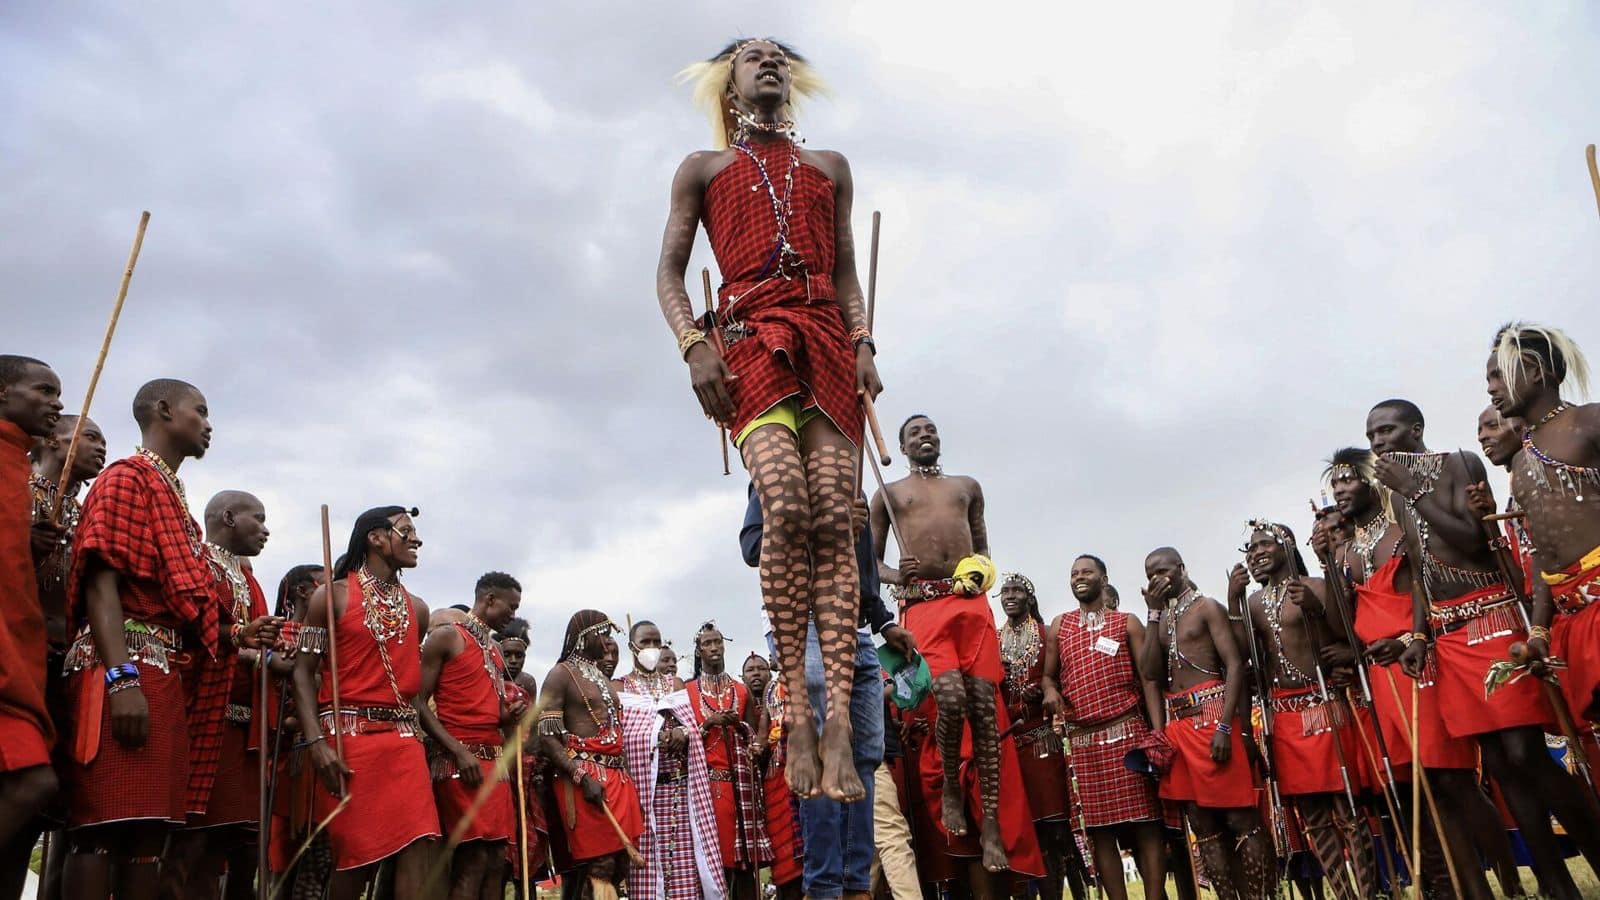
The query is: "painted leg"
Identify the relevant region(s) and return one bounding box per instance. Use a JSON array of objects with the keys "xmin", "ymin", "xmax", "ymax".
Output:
[
  {"xmin": 743, "ymin": 426, "xmax": 820, "ymax": 798},
  {"xmin": 963, "ymin": 676, "xmax": 1006, "ymax": 873},
  {"xmin": 1186, "ymin": 806, "xmax": 1239, "ymax": 899},
  {"xmin": 933, "ymin": 671, "xmax": 970, "ymax": 838},
  {"xmin": 1224, "ymin": 806, "xmax": 1276, "ymax": 900}
]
